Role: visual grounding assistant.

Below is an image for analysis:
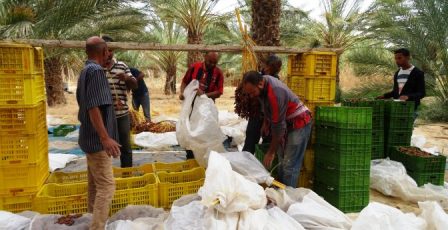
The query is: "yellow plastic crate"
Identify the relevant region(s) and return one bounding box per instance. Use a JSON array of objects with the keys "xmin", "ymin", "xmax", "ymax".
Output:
[
  {"xmin": 0, "ymin": 43, "xmax": 44, "ymax": 75},
  {"xmin": 35, "ymin": 173, "xmax": 158, "ymax": 215},
  {"xmin": 0, "ymin": 101, "xmax": 47, "ymax": 134},
  {"xmin": 46, "ymin": 163, "xmax": 154, "ymax": 184},
  {"xmin": 0, "ymin": 194, "xmax": 34, "ymax": 213},
  {"xmin": 297, "ymin": 169, "xmax": 314, "ymax": 189},
  {"xmin": 153, "ymin": 159, "xmax": 199, "ymax": 173},
  {"xmin": 157, "ymin": 167, "xmax": 205, "ymax": 208},
  {"xmin": 288, "ymin": 76, "xmax": 336, "ymax": 102},
  {"xmin": 288, "ymin": 52, "xmax": 337, "ymax": 77},
  {"xmin": 0, "ymin": 159, "xmax": 49, "ymax": 195},
  {"xmin": 0, "ymin": 74, "xmax": 46, "ymax": 107},
  {"xmin": 303, "ymin": 149, "xmax": 315, "ymax": 171},
  {"xmin": 0, "ymin": 130, "xmax": 48, "ymax": 166}
]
